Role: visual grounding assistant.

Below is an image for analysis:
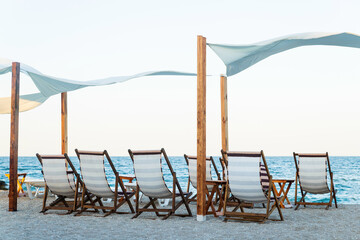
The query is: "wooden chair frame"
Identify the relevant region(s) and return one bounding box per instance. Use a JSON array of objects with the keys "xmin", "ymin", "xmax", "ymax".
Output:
[
  {"xmin": 129, "ymin": 148, "xmax": 192, "ymax": 220},
  {"xmin": 36, "ymin": 153, "xmax": 95, "ymax": 214},
  {"xmin": 75, "ymin": 149, "xmax": 135, "ymax": 217},
  {"xmin": 221, "ymin": 150, "xmax": 284, "ymax": 223},
  {"xmin": 184, "ymin": 154, "xmax": 221, "ymax": 202},
  {"xmin": 293, "ymin": 152, "xmax": 338, "ymax": 210}
]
